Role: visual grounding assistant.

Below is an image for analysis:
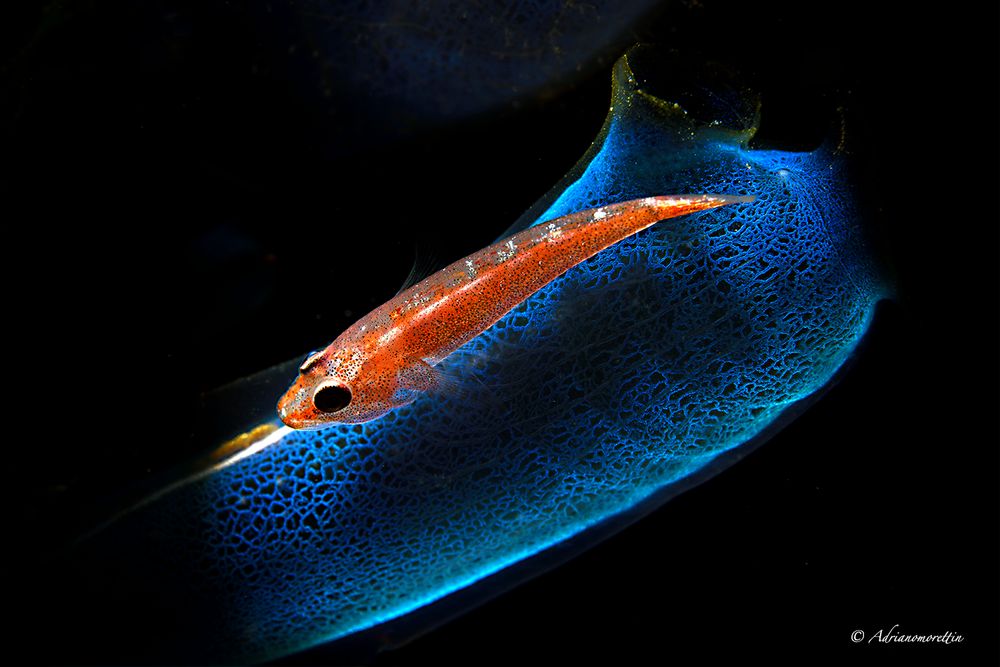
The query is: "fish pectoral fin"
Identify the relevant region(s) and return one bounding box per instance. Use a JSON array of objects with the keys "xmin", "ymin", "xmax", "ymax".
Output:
[
  {"xmin": 390, "ymin": 386, "xmax": 421, "ymax": 406},
  {"xmin": 397, "ymin": 359, "xmax": 443, "ymax": 394},
  {"xmin": 397, "ymin": 359, "xmax": 468, "ymax": 400}
]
